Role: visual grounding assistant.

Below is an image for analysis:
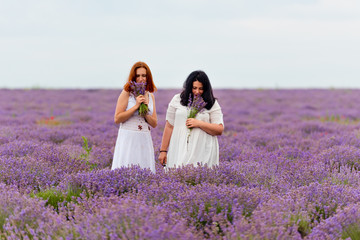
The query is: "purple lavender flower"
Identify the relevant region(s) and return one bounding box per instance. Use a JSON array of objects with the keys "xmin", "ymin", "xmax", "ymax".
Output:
[
  {"xmin": 186, "ymin": 94, "xmax": 206, "ymax": 141},
  {"xmin": 187, "ymin": 93, "xmax": 206, "ymax": 119},
  {"xmin": 0, "ymin": 183, "xmax": 72, "ymax": 239},
  {"xmin": 130, "ymin": 81, "xmax": 148, "ymax": 116}
]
